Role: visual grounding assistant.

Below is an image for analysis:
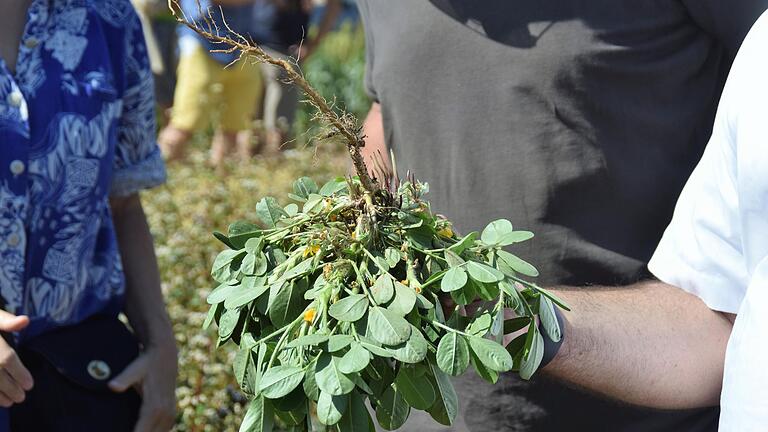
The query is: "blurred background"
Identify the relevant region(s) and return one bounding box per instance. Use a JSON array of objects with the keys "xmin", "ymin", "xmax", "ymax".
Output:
[{"xmin": 131, "ymin": 0, "xmax": 370, "ymax": 429}]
